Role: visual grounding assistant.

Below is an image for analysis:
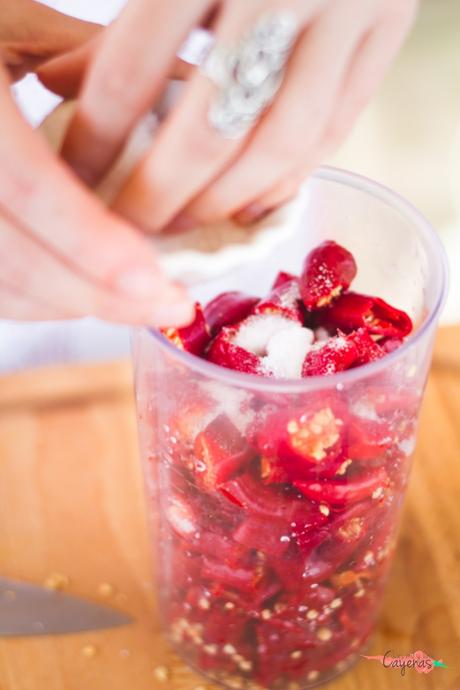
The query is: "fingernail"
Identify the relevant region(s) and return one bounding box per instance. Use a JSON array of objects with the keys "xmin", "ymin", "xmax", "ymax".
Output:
[
  {"xmin": 153, "ymin": 300, "xmax": 195, "ymax": 327},
  {"xmin": 115, "ymin": 267, "xmax": 161, "ymax": 298},
  {"xmin": 164, "ymin": 213, "xmax": 196, "ymax": 234},
  {"xmin": 233, "ymin": 203, "xmax": 272, "ymax": 226}
]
